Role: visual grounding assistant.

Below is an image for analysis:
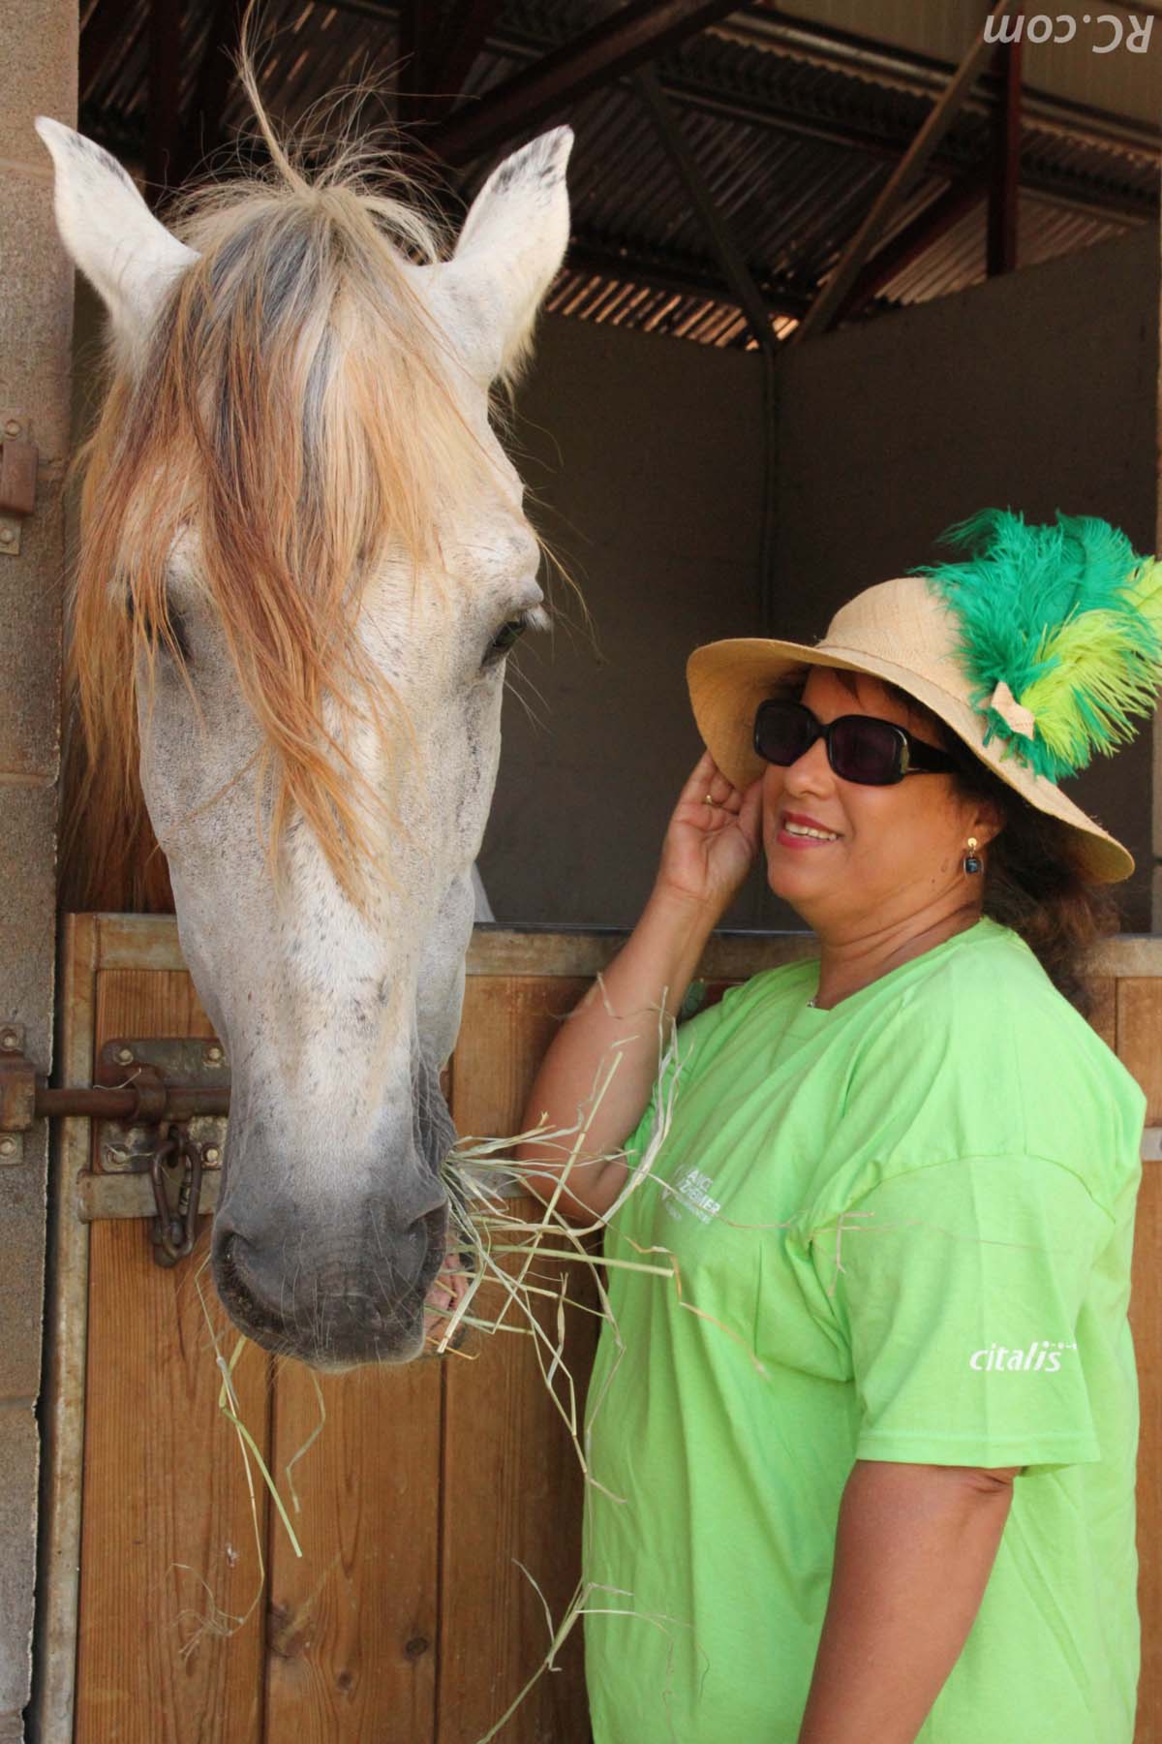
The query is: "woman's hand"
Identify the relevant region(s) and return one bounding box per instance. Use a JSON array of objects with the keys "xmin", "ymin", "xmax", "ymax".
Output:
[{"xmin": 655, "ymin": 750, "xmax": 763, "ymax": 917}]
